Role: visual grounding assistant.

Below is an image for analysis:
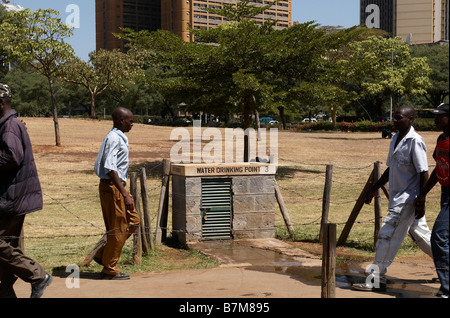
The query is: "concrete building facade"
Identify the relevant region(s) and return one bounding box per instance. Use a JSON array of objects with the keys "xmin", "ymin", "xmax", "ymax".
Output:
[
  {"xmin": 161, "ymin": 0, "xmax": 291, "ymax": 42},
  {"xmin": 96, "ymin": 0, "xmax": 161, "ymax": 51},
  {"xmin": 96, "ymin": 0, "xmax": 291, "ymax": 50},
  {"xmin": 361, "ymin": 0, "xmax": 449, "ymax": 44}
]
